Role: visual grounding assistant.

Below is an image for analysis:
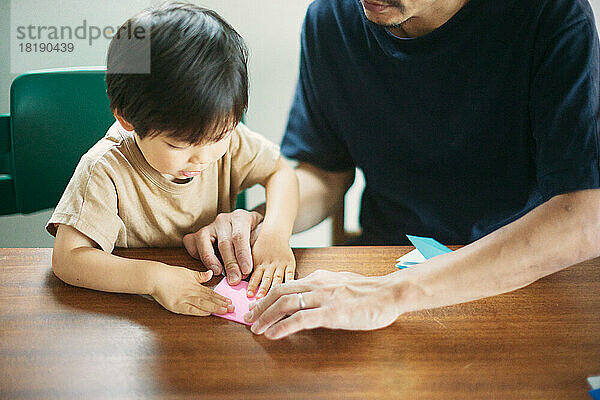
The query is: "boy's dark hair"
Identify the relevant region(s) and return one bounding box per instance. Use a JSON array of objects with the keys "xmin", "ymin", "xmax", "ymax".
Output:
[{"xmin": 106, "ymin": 2, "xmax": 248, "ymax": 144}]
